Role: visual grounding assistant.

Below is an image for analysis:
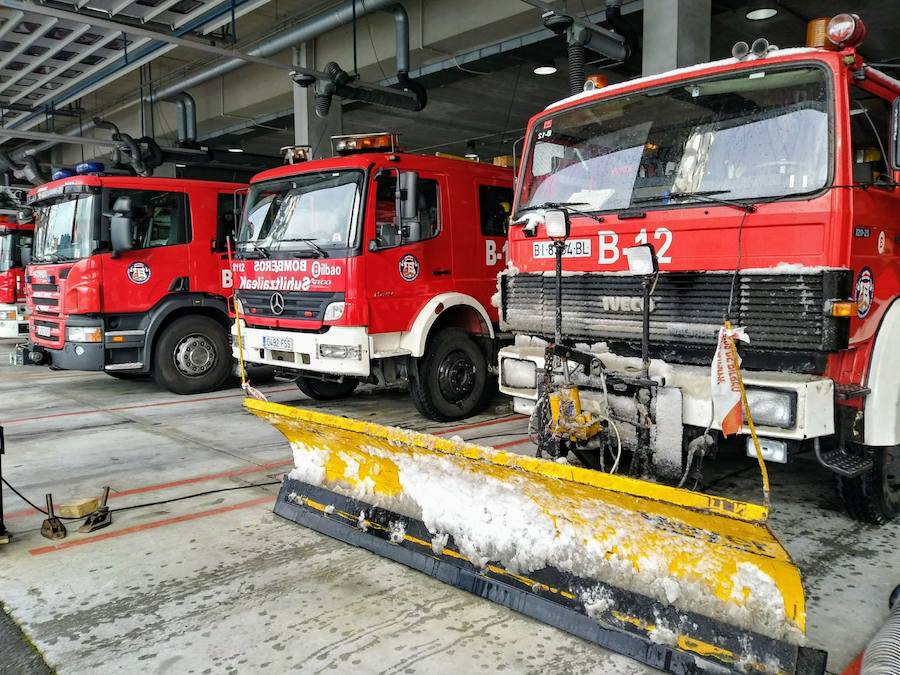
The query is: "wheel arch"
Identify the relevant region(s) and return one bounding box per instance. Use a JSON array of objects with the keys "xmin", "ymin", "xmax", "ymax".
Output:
[
  {"xmin": 145, "ymin": 294, "xmax": 230, "ymax": 366},
  {"xmin": 864, "ymin": 298, "xmax": 900, "ymax": 446},
  {"xmin": 399, "ymin": 293, "xmax": 495, "ymax": 358}
]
